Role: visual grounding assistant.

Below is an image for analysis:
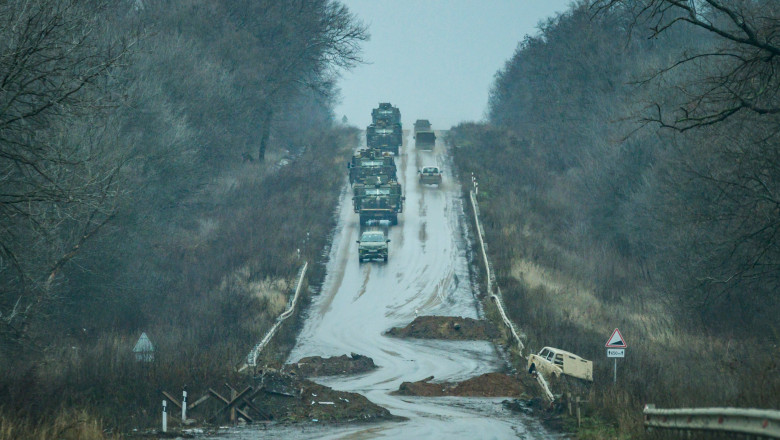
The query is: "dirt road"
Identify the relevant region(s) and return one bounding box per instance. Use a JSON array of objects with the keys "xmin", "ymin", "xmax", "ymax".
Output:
[{"xmin": 212, "ymin": 133, "xmax": 560, "ymax": 439}]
